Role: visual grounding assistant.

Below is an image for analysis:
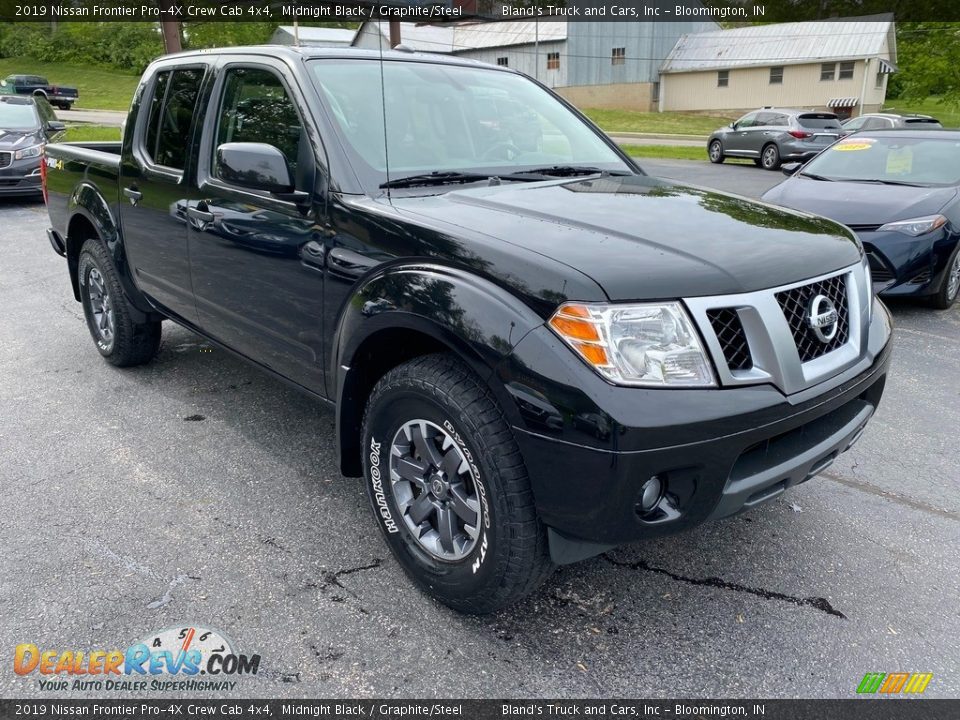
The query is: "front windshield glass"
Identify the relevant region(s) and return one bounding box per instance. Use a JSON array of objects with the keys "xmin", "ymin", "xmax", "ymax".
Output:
[
  {"xmin": 0, "ymin": 99, "xmax": 39, "ymax": 131},
  {"xmin": 309, "ymin": 59, "xmax": 628, "ymax": 187},
  {"xmin": 802, "ymin": 135, "xmax": 960, "ymax": 186}
]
